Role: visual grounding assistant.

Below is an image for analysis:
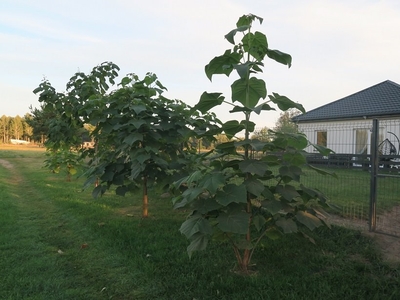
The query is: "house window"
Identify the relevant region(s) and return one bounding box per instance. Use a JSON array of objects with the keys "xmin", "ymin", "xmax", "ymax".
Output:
[
  {"xmin": 355, "ymin": 128, "xmax": 385, "ymax": 155},
  {"xmin": 355, "ymin": 129, "xmax": 368, "ymax": 155},
  {"xmin": 316, "ymin": 131, "xmax": 327, "ymax": 147}
]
